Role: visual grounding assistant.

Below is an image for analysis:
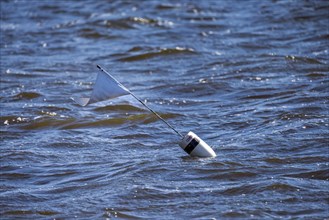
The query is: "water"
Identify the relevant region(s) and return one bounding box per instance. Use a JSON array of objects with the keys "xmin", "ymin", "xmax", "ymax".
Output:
[{"xmin": 1, "ymin": 0, "xmax": 328, "ymax": 219}]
